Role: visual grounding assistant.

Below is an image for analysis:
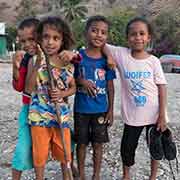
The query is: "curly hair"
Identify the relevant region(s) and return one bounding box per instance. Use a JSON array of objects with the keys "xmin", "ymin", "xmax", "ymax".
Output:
[{"xmin": 37, "ymin": 16, "xmax": 74, "ymax": 51}]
